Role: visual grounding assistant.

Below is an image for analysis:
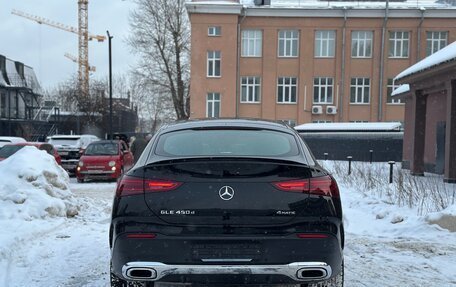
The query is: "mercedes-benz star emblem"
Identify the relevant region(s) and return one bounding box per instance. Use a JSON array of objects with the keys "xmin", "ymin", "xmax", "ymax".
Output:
[{"xmin": 219, "ymin": 186, "xmax": 235, "ymax": 201}]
